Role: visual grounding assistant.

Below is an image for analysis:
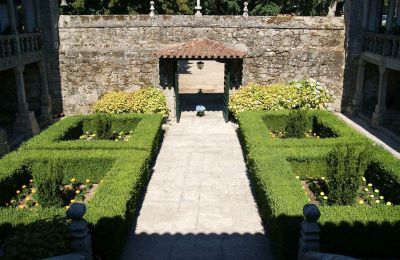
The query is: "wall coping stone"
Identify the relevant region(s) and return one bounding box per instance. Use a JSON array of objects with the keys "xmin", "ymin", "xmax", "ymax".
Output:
[{"xmin": 59, "ymin": 15, "xmax": 344, "ymax": 30}]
